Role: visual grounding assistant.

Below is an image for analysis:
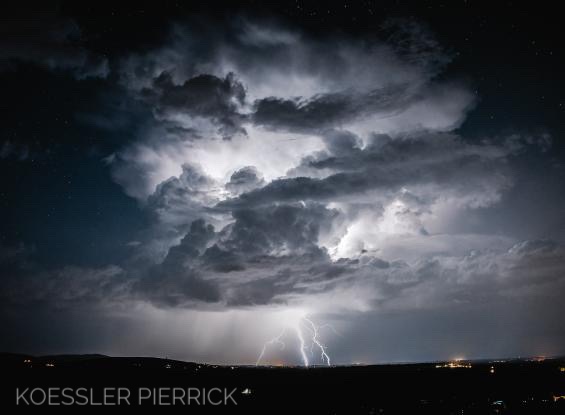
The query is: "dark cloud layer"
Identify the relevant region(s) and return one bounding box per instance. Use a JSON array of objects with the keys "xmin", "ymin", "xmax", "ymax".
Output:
[
  {"xmin": 142, "ymin": 72, "xmax": 247, "ymax": 139},
  {"xmin": 219, "ymin": 131, "xmax": 522, "ymax": 210},
  {"xmin": 252, "ymin": 84, "xmax": 415, "ymax": 134},
  {"xmin": 135, "ymin": 219, "xmax": 221, "ymax": 306},
  {"xmin": 225, "ymin": 166, "xmax": 265, "ymax": 195},
  {"xmin": 0, "ymin": 14, "xmax": 108, "ymax": 78}
]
